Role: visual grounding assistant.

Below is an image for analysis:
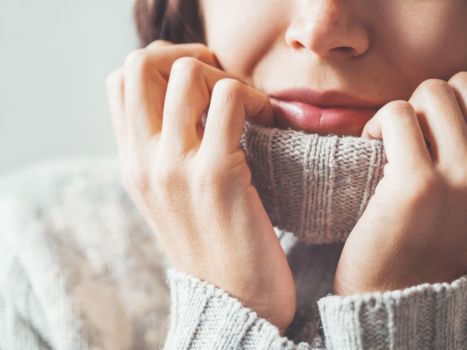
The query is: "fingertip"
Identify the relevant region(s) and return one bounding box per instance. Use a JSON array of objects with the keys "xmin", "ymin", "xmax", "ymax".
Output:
[
  {"xmin": 361, "ymin": 114, "xmax": 382, "ymax": 140},
  {"xmin": 251, "ymin": 98, "xmax": 275, "ymax": 127}
]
